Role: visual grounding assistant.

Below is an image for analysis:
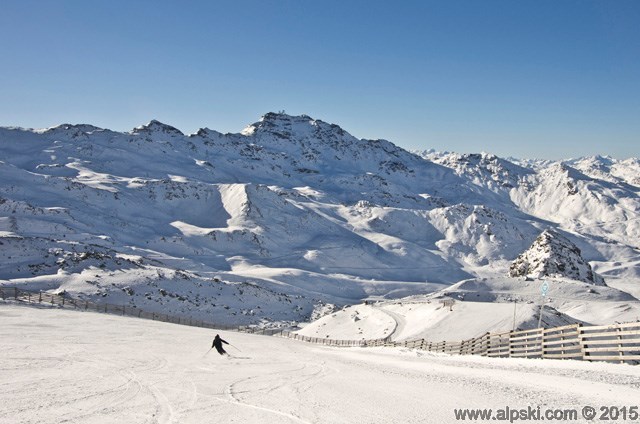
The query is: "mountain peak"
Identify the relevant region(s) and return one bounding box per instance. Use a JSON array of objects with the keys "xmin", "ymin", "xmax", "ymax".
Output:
[
  {"xmin": 509, "ymin": 230, "xmax": 605, "ymax": 285},
  {"xmin": 132, "ymin": 120, "xmax": 184, "ymax": 136},
  {"xmin": 262, "ymin": 111, "xmax": 313, "ymax": 122},
  {"xmin": 239, "ymin": 112, "xmax": 358, "ymax": 148},
  {"xmin": 241, "ymin": 112, "xmax": 316, "ymax": 136},
  {"xmin": 191, "ymin": 127, "xmax": 223, "ymax": 138},
  {"xmin": 42, "ymin": 123, "xmax": 104, "ymax": 135}
]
